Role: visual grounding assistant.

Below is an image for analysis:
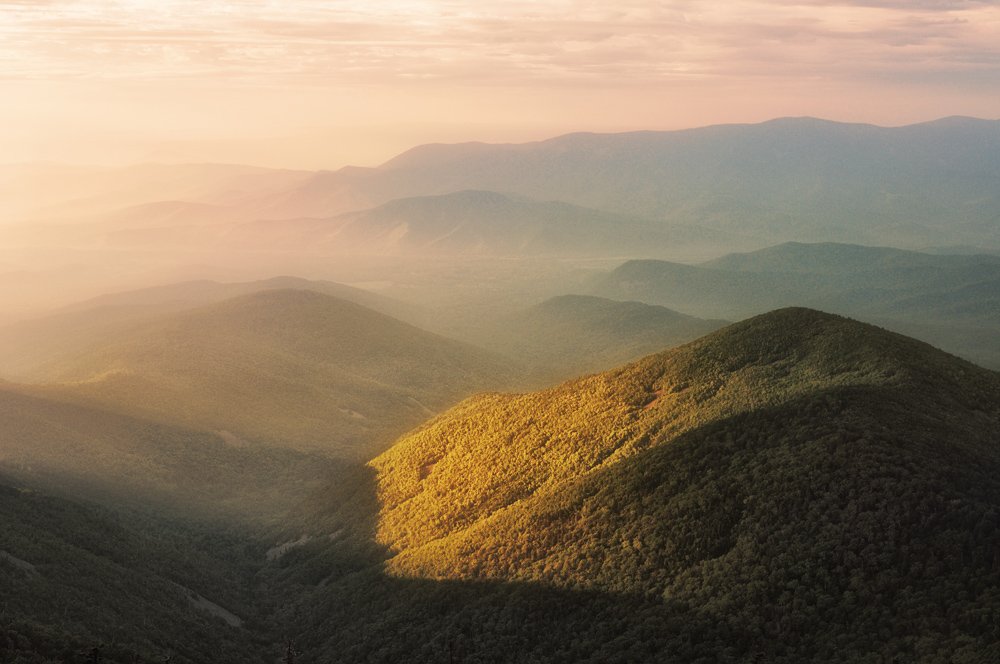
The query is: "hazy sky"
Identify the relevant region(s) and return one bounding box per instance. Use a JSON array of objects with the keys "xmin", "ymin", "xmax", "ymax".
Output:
[{"xmin": 3, "ymin": 0, "xmax": 999, "ymax": 168}]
